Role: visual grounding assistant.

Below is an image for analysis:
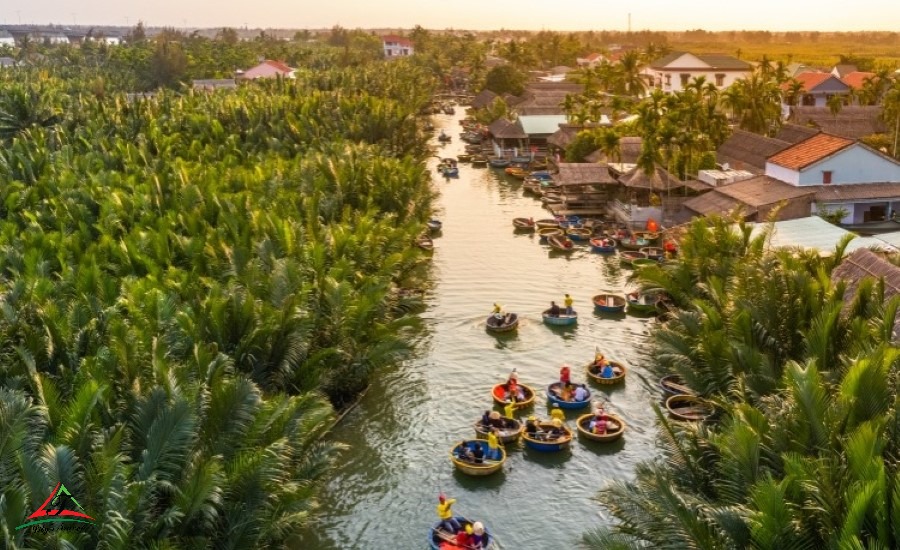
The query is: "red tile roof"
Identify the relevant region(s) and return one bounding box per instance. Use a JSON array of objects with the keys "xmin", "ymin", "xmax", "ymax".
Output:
[
  {"xmin": 783, "ymin": 71, "xmax": 835, "ymax": 92},
  {"xmin": 767, "ymin": 133, "xmax": 854, "ymax": 170},
  {"xmin": 841, "ymin": 71, "xmax": 876, "ymax": 90},
  {"xmin": 382, "ymin": 35, "xmax": 413, "ymax": 47},
  {"xmin": 264, "ymin": 60, "xmax": 293, "ymax": 73}
]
